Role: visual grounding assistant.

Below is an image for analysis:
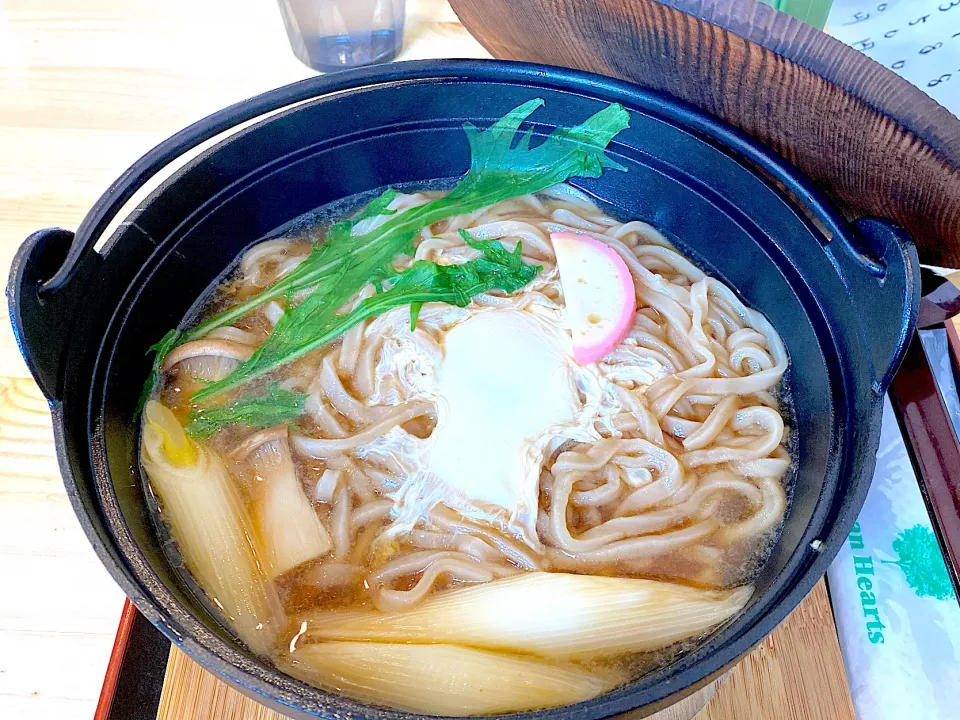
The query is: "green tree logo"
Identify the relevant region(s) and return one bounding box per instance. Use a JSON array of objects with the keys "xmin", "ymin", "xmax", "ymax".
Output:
[{"xmin": 881, "ymin": 525, "xmax": 956, "ymax": 601}]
